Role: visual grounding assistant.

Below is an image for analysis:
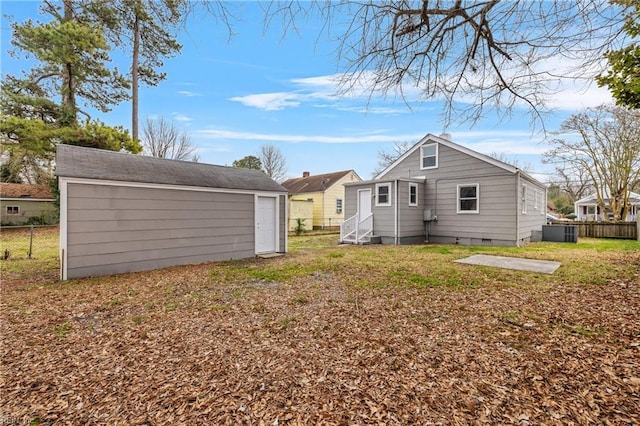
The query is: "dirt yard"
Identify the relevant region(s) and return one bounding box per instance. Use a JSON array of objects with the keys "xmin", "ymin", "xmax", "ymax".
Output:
[{"xmin": 1, "ymin": 236, "xmax": 639, "ymax": 424}]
